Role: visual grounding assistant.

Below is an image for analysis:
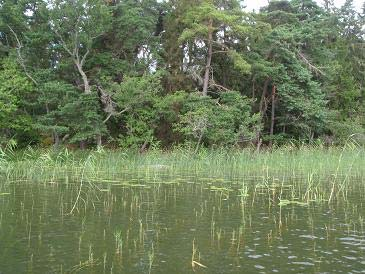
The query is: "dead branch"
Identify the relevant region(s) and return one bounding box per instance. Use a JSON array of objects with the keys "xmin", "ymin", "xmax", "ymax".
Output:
[
  {"xmin": 298, "ymin": 52, "xmax": 325, "ymax": 76},
  {"xmin": 7, "ymin": 25, "xmax": 38, "ymax": 85},
  {"xmin": 97, "ymin": 85, "xmax": 131, "ymax": 123},
  {"xmin": 102, "ymin": 107, "xmax": 130, "ymax": 124},
  {"xmin": 209, "ymin": 80, "xmax": 231, "ymax": 92}
]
